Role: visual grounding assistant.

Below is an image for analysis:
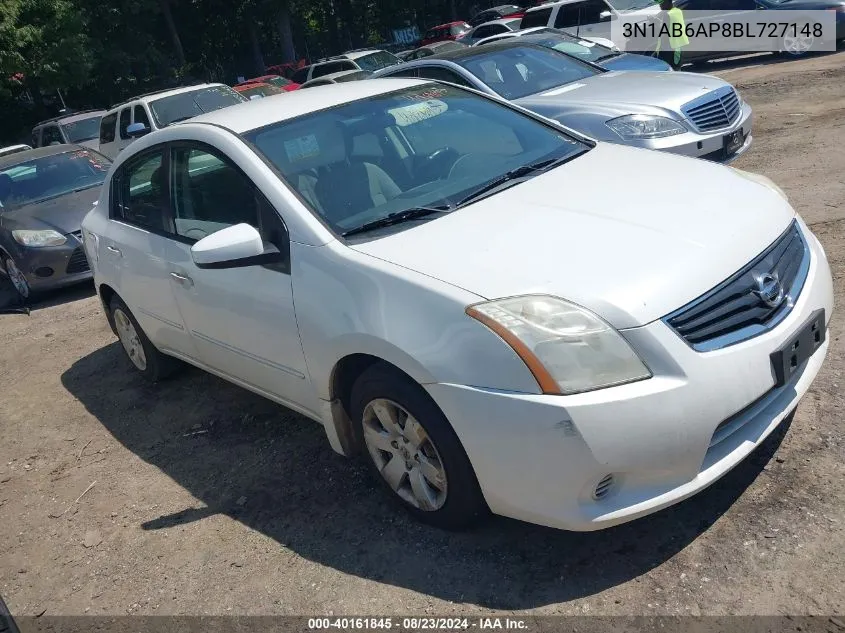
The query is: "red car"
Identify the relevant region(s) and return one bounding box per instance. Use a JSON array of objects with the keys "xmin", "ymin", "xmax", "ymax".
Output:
[
  {"xmin": 237, "ymin": 74, "xmax": 300, "ymax": 92},
  {"xmin": 233, "ymin": 82, "xmax": 286, "ymax": 99},
  {"xmin": 420, "ymin": 21, "xmax": 471, "ymax": 46}
]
